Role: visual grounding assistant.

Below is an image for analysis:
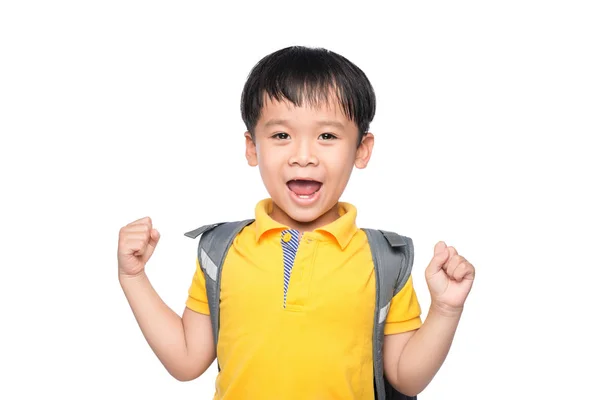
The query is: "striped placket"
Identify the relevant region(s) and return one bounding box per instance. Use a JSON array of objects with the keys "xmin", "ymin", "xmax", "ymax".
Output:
[{"xmin": 281, "ymin": 229, "xmax": 300, "ymax": 308}]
